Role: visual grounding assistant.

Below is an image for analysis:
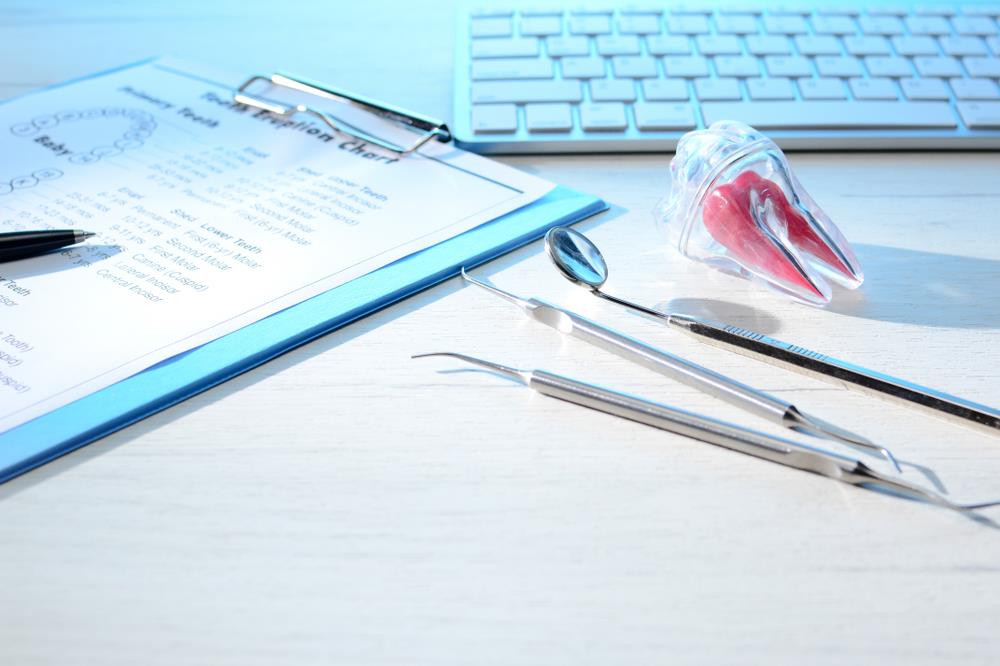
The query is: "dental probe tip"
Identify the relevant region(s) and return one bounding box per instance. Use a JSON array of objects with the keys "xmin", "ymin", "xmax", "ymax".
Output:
[
  {"xmin": 791, "ymin": 409, "xmax": 902, "ymax": 472},
  {"xmin": 413, "ymin": 352, "xmax": 528, "ymax": 383},
  {"xmin": 883, "ymin": 448, "xmax": 903, "ymax": 474}
]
